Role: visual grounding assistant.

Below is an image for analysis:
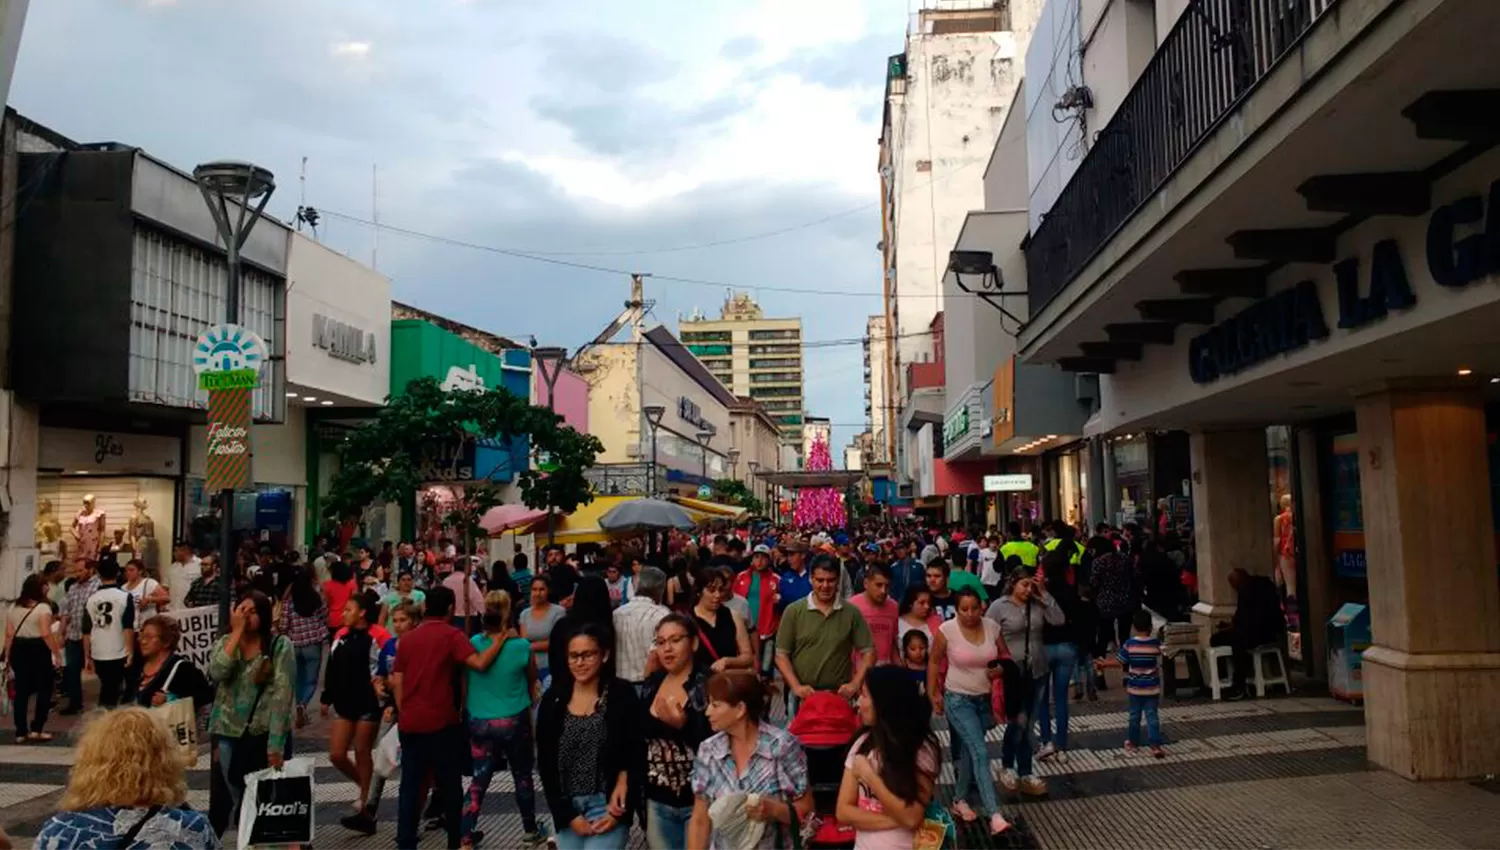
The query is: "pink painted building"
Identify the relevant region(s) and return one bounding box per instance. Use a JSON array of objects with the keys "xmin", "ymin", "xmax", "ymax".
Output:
[{"xmin": 534, "ymin": 367, "xmax": 589, "ymax": 433}]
